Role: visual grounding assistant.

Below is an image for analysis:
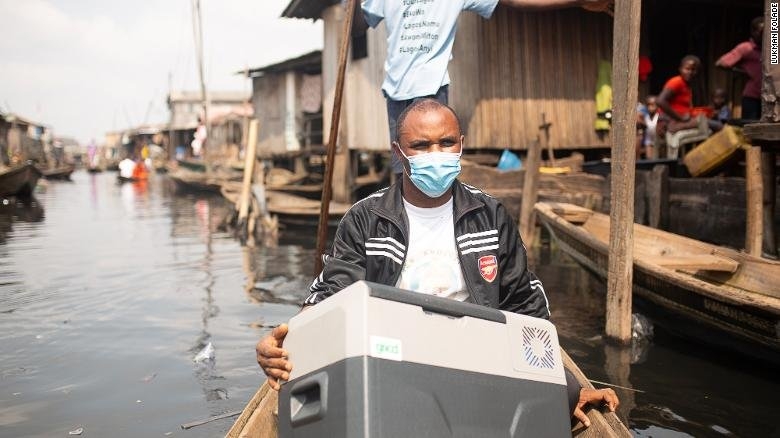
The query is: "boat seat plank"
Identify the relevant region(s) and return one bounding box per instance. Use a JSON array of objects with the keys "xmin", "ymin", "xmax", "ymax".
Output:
[
  {"xmin": 546, "ymin": 202, "xmax": 594, "ymax": 224},
  {"xmin": 644, "ymin": 254, "xmax": 739, "ymax": 273}
]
